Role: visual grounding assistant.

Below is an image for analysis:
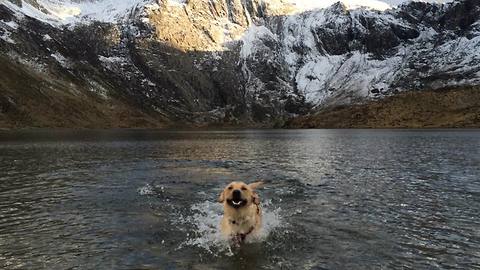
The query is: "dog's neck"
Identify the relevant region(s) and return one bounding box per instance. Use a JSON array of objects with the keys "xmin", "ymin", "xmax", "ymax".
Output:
[{"xmin": 228, "ymin": 216, "xmax": 247, "ymax": 226}]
